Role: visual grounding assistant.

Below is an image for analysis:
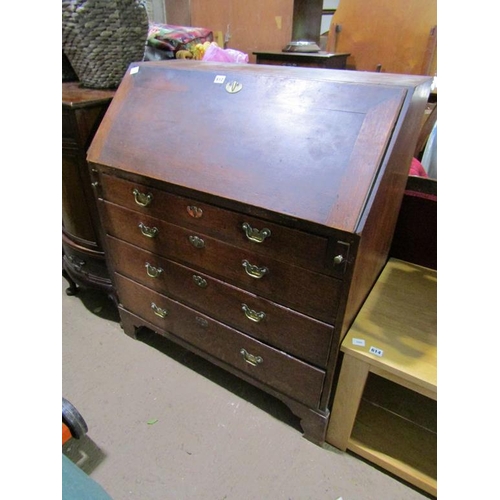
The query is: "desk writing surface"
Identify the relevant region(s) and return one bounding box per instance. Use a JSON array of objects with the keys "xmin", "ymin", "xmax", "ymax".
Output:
[{"xmin": 342, "ymin": 258, "xmax": 437, "ymax": 393}]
